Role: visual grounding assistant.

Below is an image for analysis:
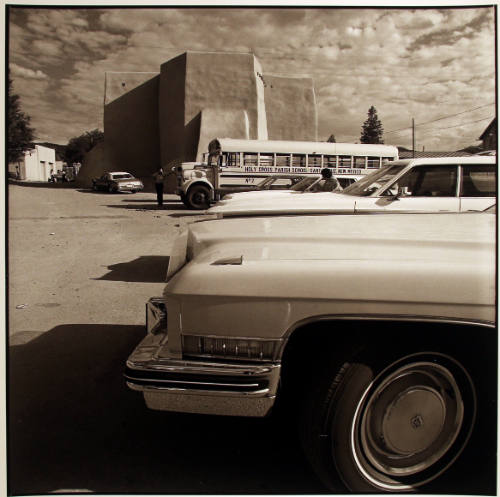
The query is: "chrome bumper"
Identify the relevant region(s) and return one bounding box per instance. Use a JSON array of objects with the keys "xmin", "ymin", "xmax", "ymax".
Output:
[{"xmin": 125, "ymin": 298, "xmax": 280, "ymax": 417}]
